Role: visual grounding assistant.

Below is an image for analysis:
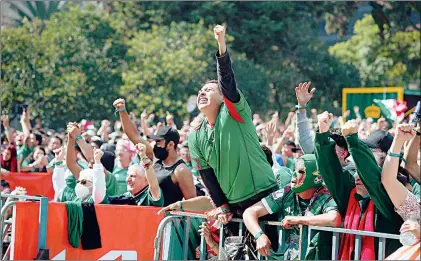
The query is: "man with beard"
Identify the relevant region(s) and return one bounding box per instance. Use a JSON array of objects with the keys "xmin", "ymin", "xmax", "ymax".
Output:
[{"xmin": 113, "ymin": 100, "xmax": 196, "ymax": 206}]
